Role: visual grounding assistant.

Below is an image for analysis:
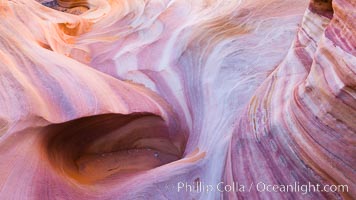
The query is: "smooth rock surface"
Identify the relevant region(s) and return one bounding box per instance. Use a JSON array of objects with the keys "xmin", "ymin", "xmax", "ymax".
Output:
[{"xmin": 0, "ymin": 0, "xmax": 354, "ymax": 199}]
